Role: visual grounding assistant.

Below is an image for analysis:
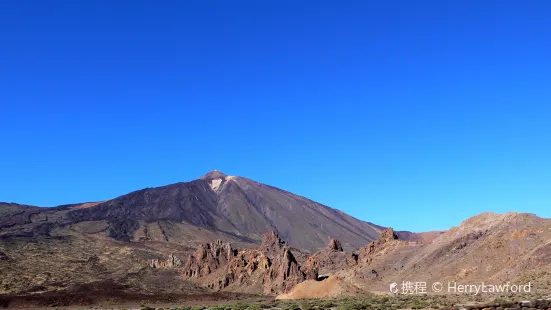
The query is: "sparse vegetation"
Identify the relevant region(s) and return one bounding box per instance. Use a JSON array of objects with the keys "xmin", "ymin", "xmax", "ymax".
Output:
[
  {"xmin": 247, "ymin": 303, "xmax": 262, "ymax": 310},
  {"xmin": 145, "ymin": 291, "xmax": 549, "ymax": 310},
  {"xmin": 281, "ymin": 302, "xmax": 300, "ymax": 310}
]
